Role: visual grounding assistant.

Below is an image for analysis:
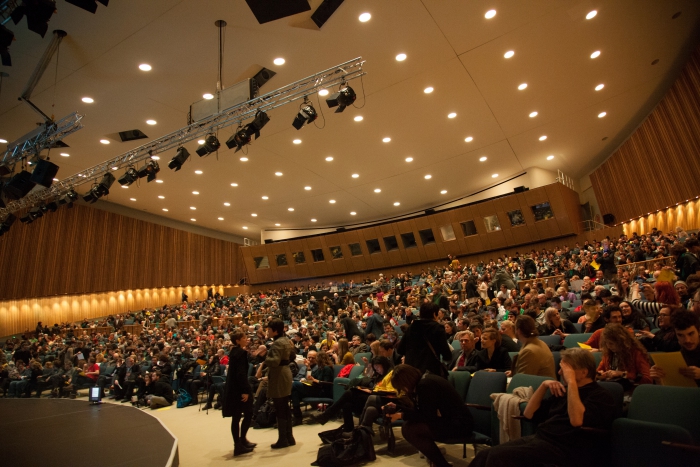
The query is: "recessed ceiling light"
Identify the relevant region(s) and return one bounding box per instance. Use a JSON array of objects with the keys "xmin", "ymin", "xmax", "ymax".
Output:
[
  {"xmin": 318, "ymin": 89, "xmax": 329, "ymax": 96},
  {"xmin": 288, "ymin": 207, "xmax": 294, "ymax": 211},
  {"xmin": 192, "ymin": 191, "xmax": 199, "ymax": 195},
  {"xmin": 504, "ymin": 50, "xmax": 515, "ymax": 59},
  {"xmin": 158, "ymin": 195, "xmax": 165, "ymax": 199},
  {"xmin": 146, "ymin": 119, "xmax": 157, "ymax": 125},
  {"xmin": 100, "ymin": 139, "xmax": 110, "ymax": 144},
  {"xmin": 203, "ymin": 93, "xmax": 214, "ymax": 100},
  {"xmin": 190, "ymin": 218, "xmax": 196, "ymax": 222},
  {"xmin": 518, "ymin": 83, "xmax": 527, "ymax": 90},
  {"xmin": 465, "ymin": 136, "xmax": 473, "ymax": 142},
  {"xmin": 479, "ymin": 156, "xmax": 487, "ymax": 162},
  {"xmin": 539, "ymin": 135, "xmax": 547, "ymax": 141},
  {"xmin": 352, "ymin": 173, "xmax": 359, "ymax": 178},
  {"xmin": 304, "ymin": 186, "xmax": 311, "ymax": 191},
  {"xmin": 275, "ymin": 172, "xmax": 283, "ymax": 176},
  {"xmin": 82, "ymin": 97, "xmax": 94, "ymax": 103},
  {"xmin": 155, "ymin": 179, "xmax": 163, "ymax": 184},
  {"xmin": 354, "ymin": 116, "xmax": 363, "ymax": 122},
  {"xmin": 218, "ymin": 217, "xmax": 224, "ymax": 221},
  {"xmin": 197, "ymin": 139, "xmax": 205, "ymax": 145},
  {"xmin": 195, "ymin": 170, "xmax": 203, "ymax": 174},
  {"xmin": 240, "ymin": 157, "xmax": 248, "ymax": 162},
  {"xmin": 293, "ymin": 139, "xmax": 301, "ymax": 144},
  {"xmin": 190, "ymin": 206, "xmax": 196, "ymax": 210},
  {"xmin": 325, "ymin": 156, "xmax": 333, "ymax": 161},
  {"xmin": 424, "ymin": 86, "xmax": 434, "ymax": 93},
  {"xmin": 359, "ymin": 12, "xmax": 371, "ymax": 22},
  {"xmin": 328, "ymin": 200, "xmax": 337, "ymax": 205},
  {"xmin": 395, "ymin": 53, "xmax": 407, "ymax": 61},
  {"xmin": 111, "ymin": 166, "xmax": 118, "ymax": 171},
  {"xmin": 231, "ymin": 183, "xmax": 238, "ymax": 187},
  {"xmin": 162, "ymin": 208, "xmax": 168, "ymax": 212},
  {"xmin": 121, "ymin": 185, "xmax": 128, "ymax": 189},
  {"xmin": 529, "ymin": 111, "xmax": 538, "ymax": 118},
  {"xmin": 242, "ymin": 226, "xmax": 248, "ymax": 230},
  {"xmin": 275, "ymin": 223, "xmax": 280, "ymax": 226},
  {"xmin": 273, "ymin": 57, "xmax": 285, "ymax": 65},
  {"xmin": 262, "ymin": 196, "xmax": 269, "ymax": 199},
  {"xmin": 350, "ymin": 211, "xmax": 357, "ymax": 215},
  {"xmin": 151, "ymin": 155, "xmax": 160, "ymax": 160},
  {"xmin": 393, "ymin": 202, "xmax": 400, "ymax": 206},
  {"xmin": 0, "ymin": 138, "xmax": 7, "ymax": 143},
  {"xmin": 60, "ymin": 152, "xmax": 69, "ymax": 157},
  {"xmin": 224, "ymin": 202, "xmax": 230, "ymax": 206},
  {"xmin": 382, "ymin": 137, "xmax": 391, "ymax": 143},
  {"xmin": 374, "ymin": 188, "xmax": 381, "ymax": 193},
  {"xmin": 598, "ymin": 111, "xmax": 607, "ymax": 118},
  {"xmin": 405, "ymin": 157, "xmax": 413, "ymax": 162},
  {"xmin": 590, "ymin": 50, "xmax": 601, "ymax": 59},
  {"xmin": 492, "ymin": 173, "xmax": 498, "ymax": 178},
  {"xmin": 547, "ymin": 155, "xmax": 555, "ymax": 160},
  {"xmin": 595, "ymin": 84, "xmax": 605, "ymax": 91},
  {"xmin": 448, "ymin": 112, "xmax": 457, "ymax": 119},
  {"xmin": 139, "ymin": 64, "xmax": 152, "ymax": 71},
  {"xmin": 485, "ymin": 9, "xmax": 496, "ymax": 19},
  {"xmin": 311, "ymin": 218, "xmax": 317, "ymax": 222},
  {"xmin": 424, "ymin": 174, "xmax": 432, "ymax": 179},
  {"xmin": 130, "ymin": 197, "xmax": 136, "ymax": 201},
  {"xmin": 586, "ymin": 10, "xmax": 597, "ymax": 20},
  {"xmin": 440, "ymin": 190, "xmax": 447, "ymax": 194},
  {"xmin": 251, "ymin": 213, "xmax": 257, "ymax": 217}
]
